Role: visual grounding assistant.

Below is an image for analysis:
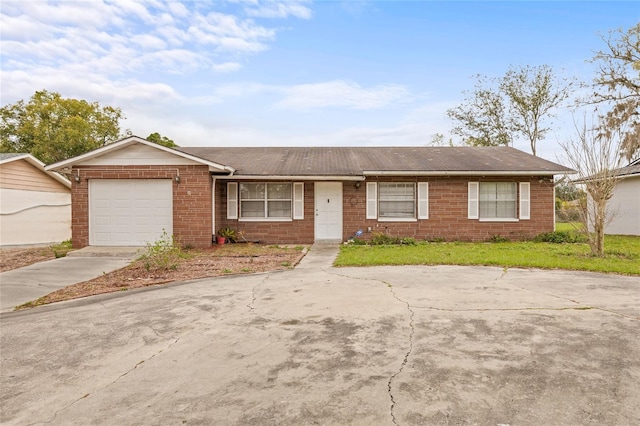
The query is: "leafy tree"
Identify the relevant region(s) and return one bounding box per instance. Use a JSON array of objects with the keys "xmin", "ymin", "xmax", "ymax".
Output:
[
  {"xmin": 447, "ymin": 75, "xmax": 512, "ymax": 147},
  {"xmin": 428, "ymin": 133, "xmax": 455, "ymax": 147},
  {"xmin": 447, "ymin": 65, "xmax": 574, "ymax": 155},
  {"xmin": 146, "ymin": 132, "xmax": 178, "ymax": 148},
  {"xmin": 590, "ymin": 23, "xmax": 640, "ymax": 162},
  {"xmin": 559, "ymin": 114, "xmax": 624, "ymax": 256},
  {"xmin": 501, "ymin": 65, "xmax": 574, "ymax": 156},
  {"xmin": 555, "ymin": 181, "xmax": 583, "ymax": 202},
  {"xmin": 0, "ymin": 90, "xmax": 123, "ymax": 164}
]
